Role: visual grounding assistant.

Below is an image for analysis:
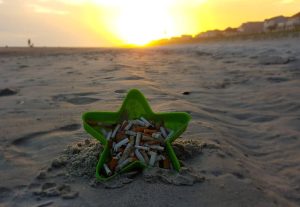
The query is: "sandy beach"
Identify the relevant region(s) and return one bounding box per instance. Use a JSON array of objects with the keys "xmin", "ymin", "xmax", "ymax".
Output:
[{"xmin": 0, "ymin": 37, "xmax": 300, "ymax": 206}]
